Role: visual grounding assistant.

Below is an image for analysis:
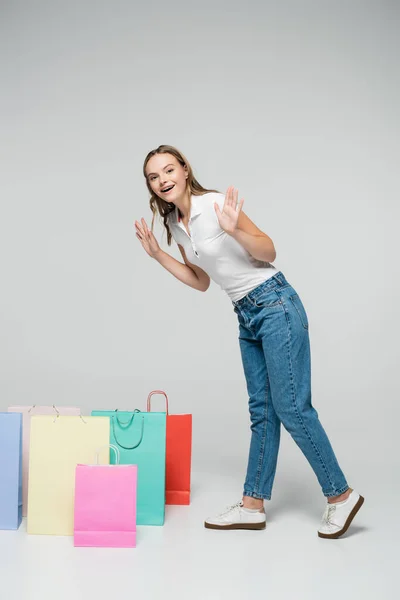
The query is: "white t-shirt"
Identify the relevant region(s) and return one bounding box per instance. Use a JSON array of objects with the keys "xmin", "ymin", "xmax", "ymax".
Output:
[{"xmin": 168, "ymin": 191, "xmax": 278, "ymax": 302}]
